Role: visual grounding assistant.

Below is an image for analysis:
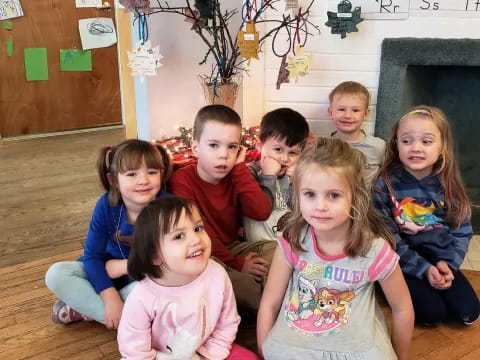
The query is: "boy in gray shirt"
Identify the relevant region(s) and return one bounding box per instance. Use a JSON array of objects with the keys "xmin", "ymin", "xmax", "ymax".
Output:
[
  {"xmin": 244, "ymin": 108, "xmax": 309, "ymax": 242},
  {"xmin": 329, "ymin": 81, "xmax": 386, "ymax": 186}
]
